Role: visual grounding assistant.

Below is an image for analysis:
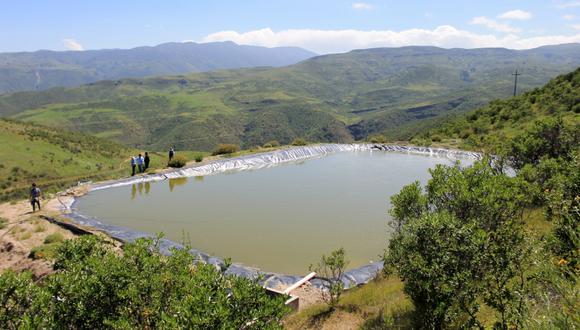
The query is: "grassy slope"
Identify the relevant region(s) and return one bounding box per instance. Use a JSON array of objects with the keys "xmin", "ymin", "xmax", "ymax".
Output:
[
  {"xmin": 0, "ymin": 119, "xmax": 133, "ymax": 201},
  {"xmin": 1, "ymin": 46, "xmax": 579, "ymax": 151},
  {"xmin": 417, "ymin": 67, "xmax": 580, "ymax": 150}
]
